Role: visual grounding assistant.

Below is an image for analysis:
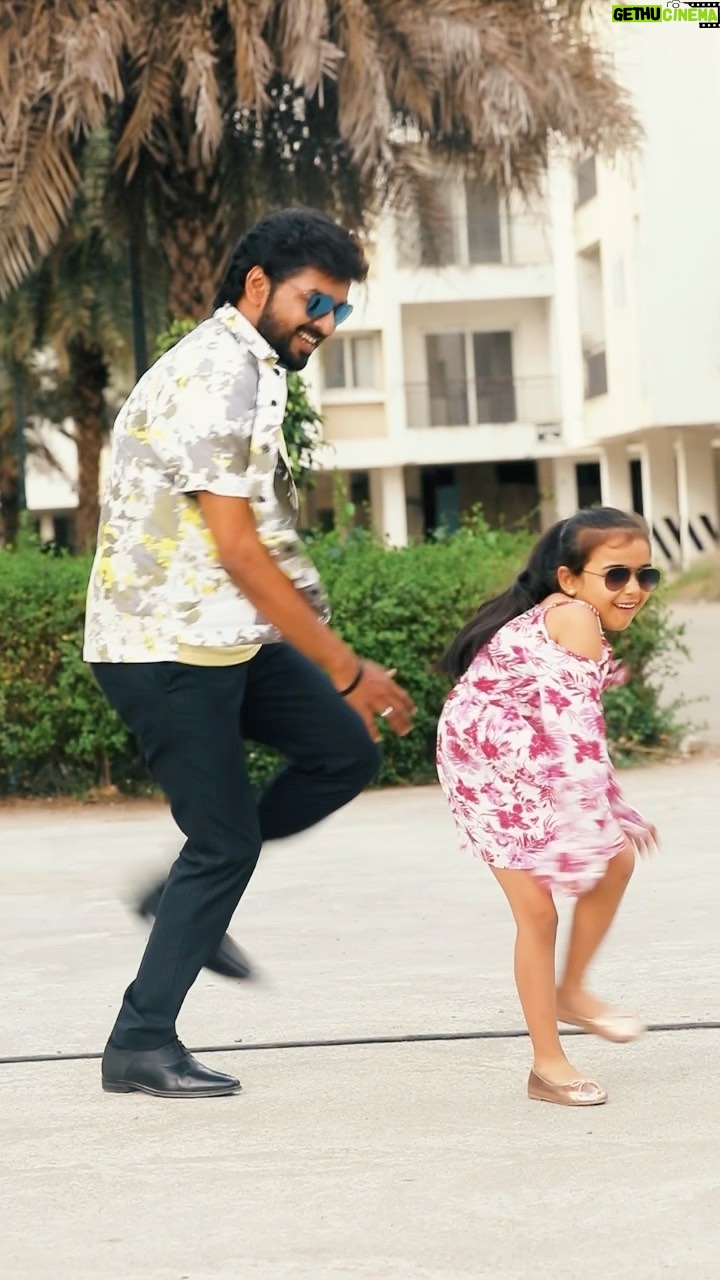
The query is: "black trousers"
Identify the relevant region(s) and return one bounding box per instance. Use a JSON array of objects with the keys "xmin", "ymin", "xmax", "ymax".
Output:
[{"xmin": 92, "ymin": 644, "xmax": 380, "ymax": 1049}]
